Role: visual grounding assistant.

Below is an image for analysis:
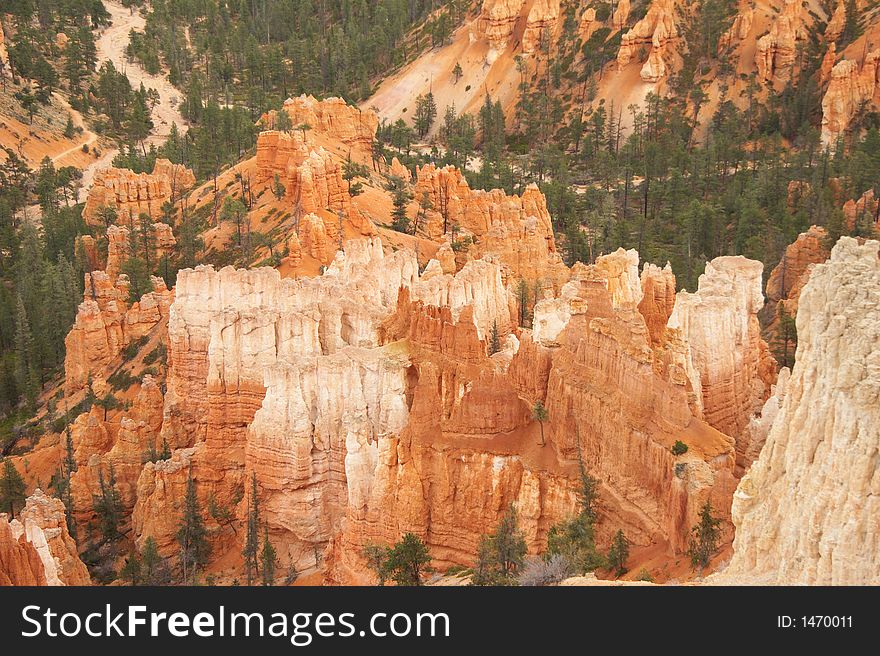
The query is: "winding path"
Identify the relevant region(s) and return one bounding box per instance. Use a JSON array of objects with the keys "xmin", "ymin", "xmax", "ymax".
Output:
[{"xmin": 74, "ymin": 1, "xmax": 188, "ymax": 201}]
